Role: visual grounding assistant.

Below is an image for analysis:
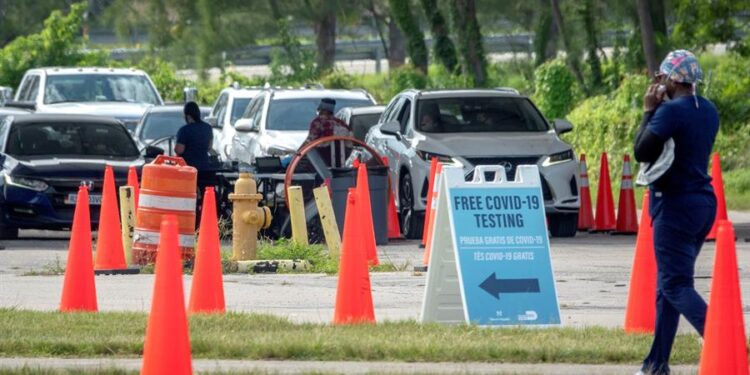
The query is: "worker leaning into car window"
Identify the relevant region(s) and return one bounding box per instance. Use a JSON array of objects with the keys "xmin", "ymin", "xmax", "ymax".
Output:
[
  {"xmin": 299, "ymin": 98, "xmax": 353, "ymax": 168},
  {"xmin": 632, "ymin": 50, "xmax": 719, "ymax": 375},
  {"xmin": 175, "ymin": 101, "xmax": 215, "ymax": 226}
]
